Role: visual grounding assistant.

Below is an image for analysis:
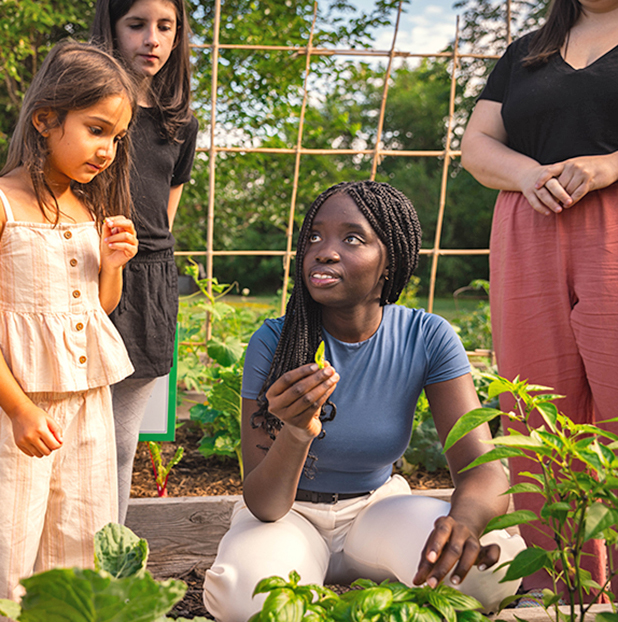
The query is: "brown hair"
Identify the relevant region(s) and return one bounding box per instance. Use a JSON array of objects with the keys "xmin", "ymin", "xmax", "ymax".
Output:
[
  {"xmin": 1, "ymin": 40, "xmax": 137, "ymax": 226},
  {"xmin": 523, "ymin": 0, "xmax": 582, "ymax": 66},
  {"xmin": 90, "ymin": 0, "xmax": 193, "ymax": 142}
]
